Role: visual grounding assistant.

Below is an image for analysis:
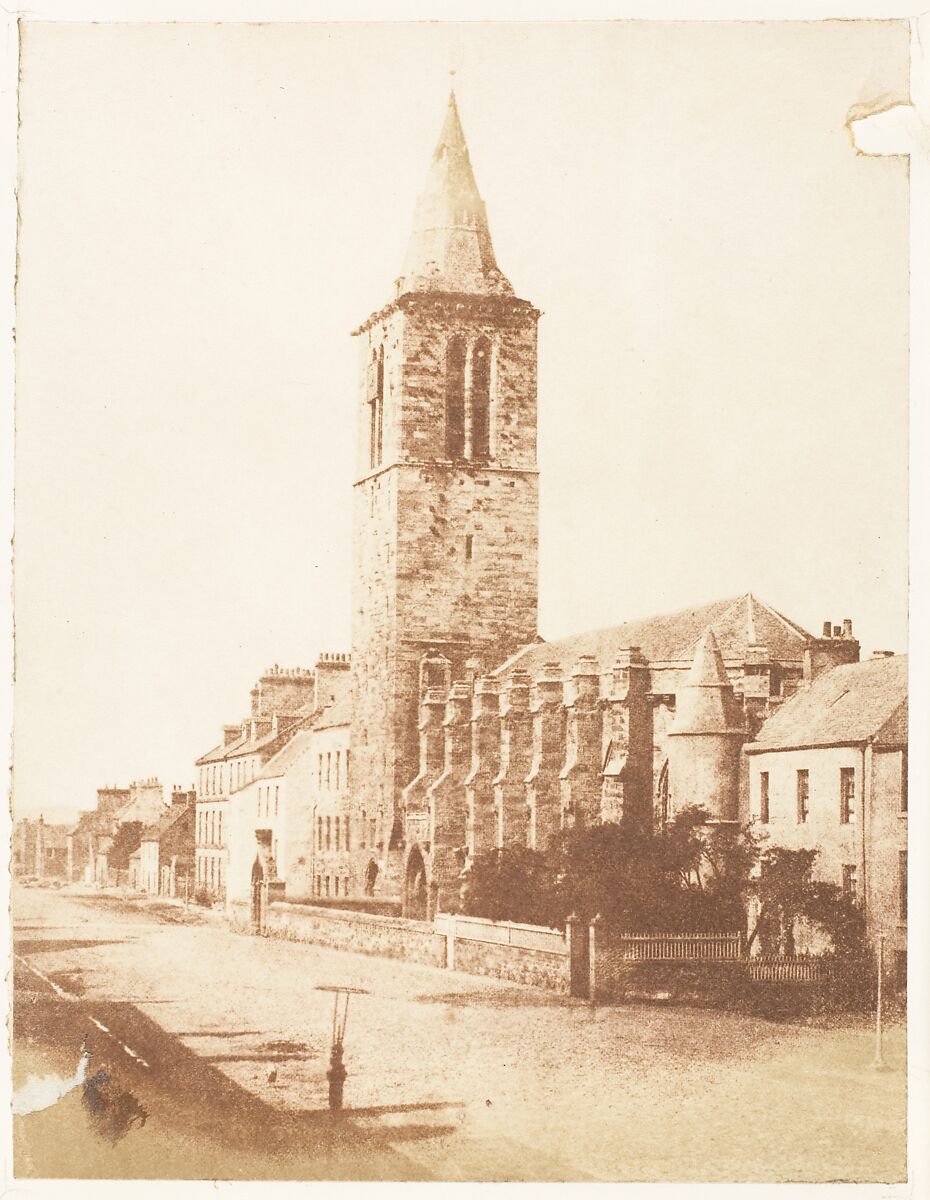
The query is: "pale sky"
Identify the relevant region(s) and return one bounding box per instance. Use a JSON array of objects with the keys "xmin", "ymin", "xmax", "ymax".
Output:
[{"xmin": 13, "ymin": 20, "xmax": 909, "ymax": 821}]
